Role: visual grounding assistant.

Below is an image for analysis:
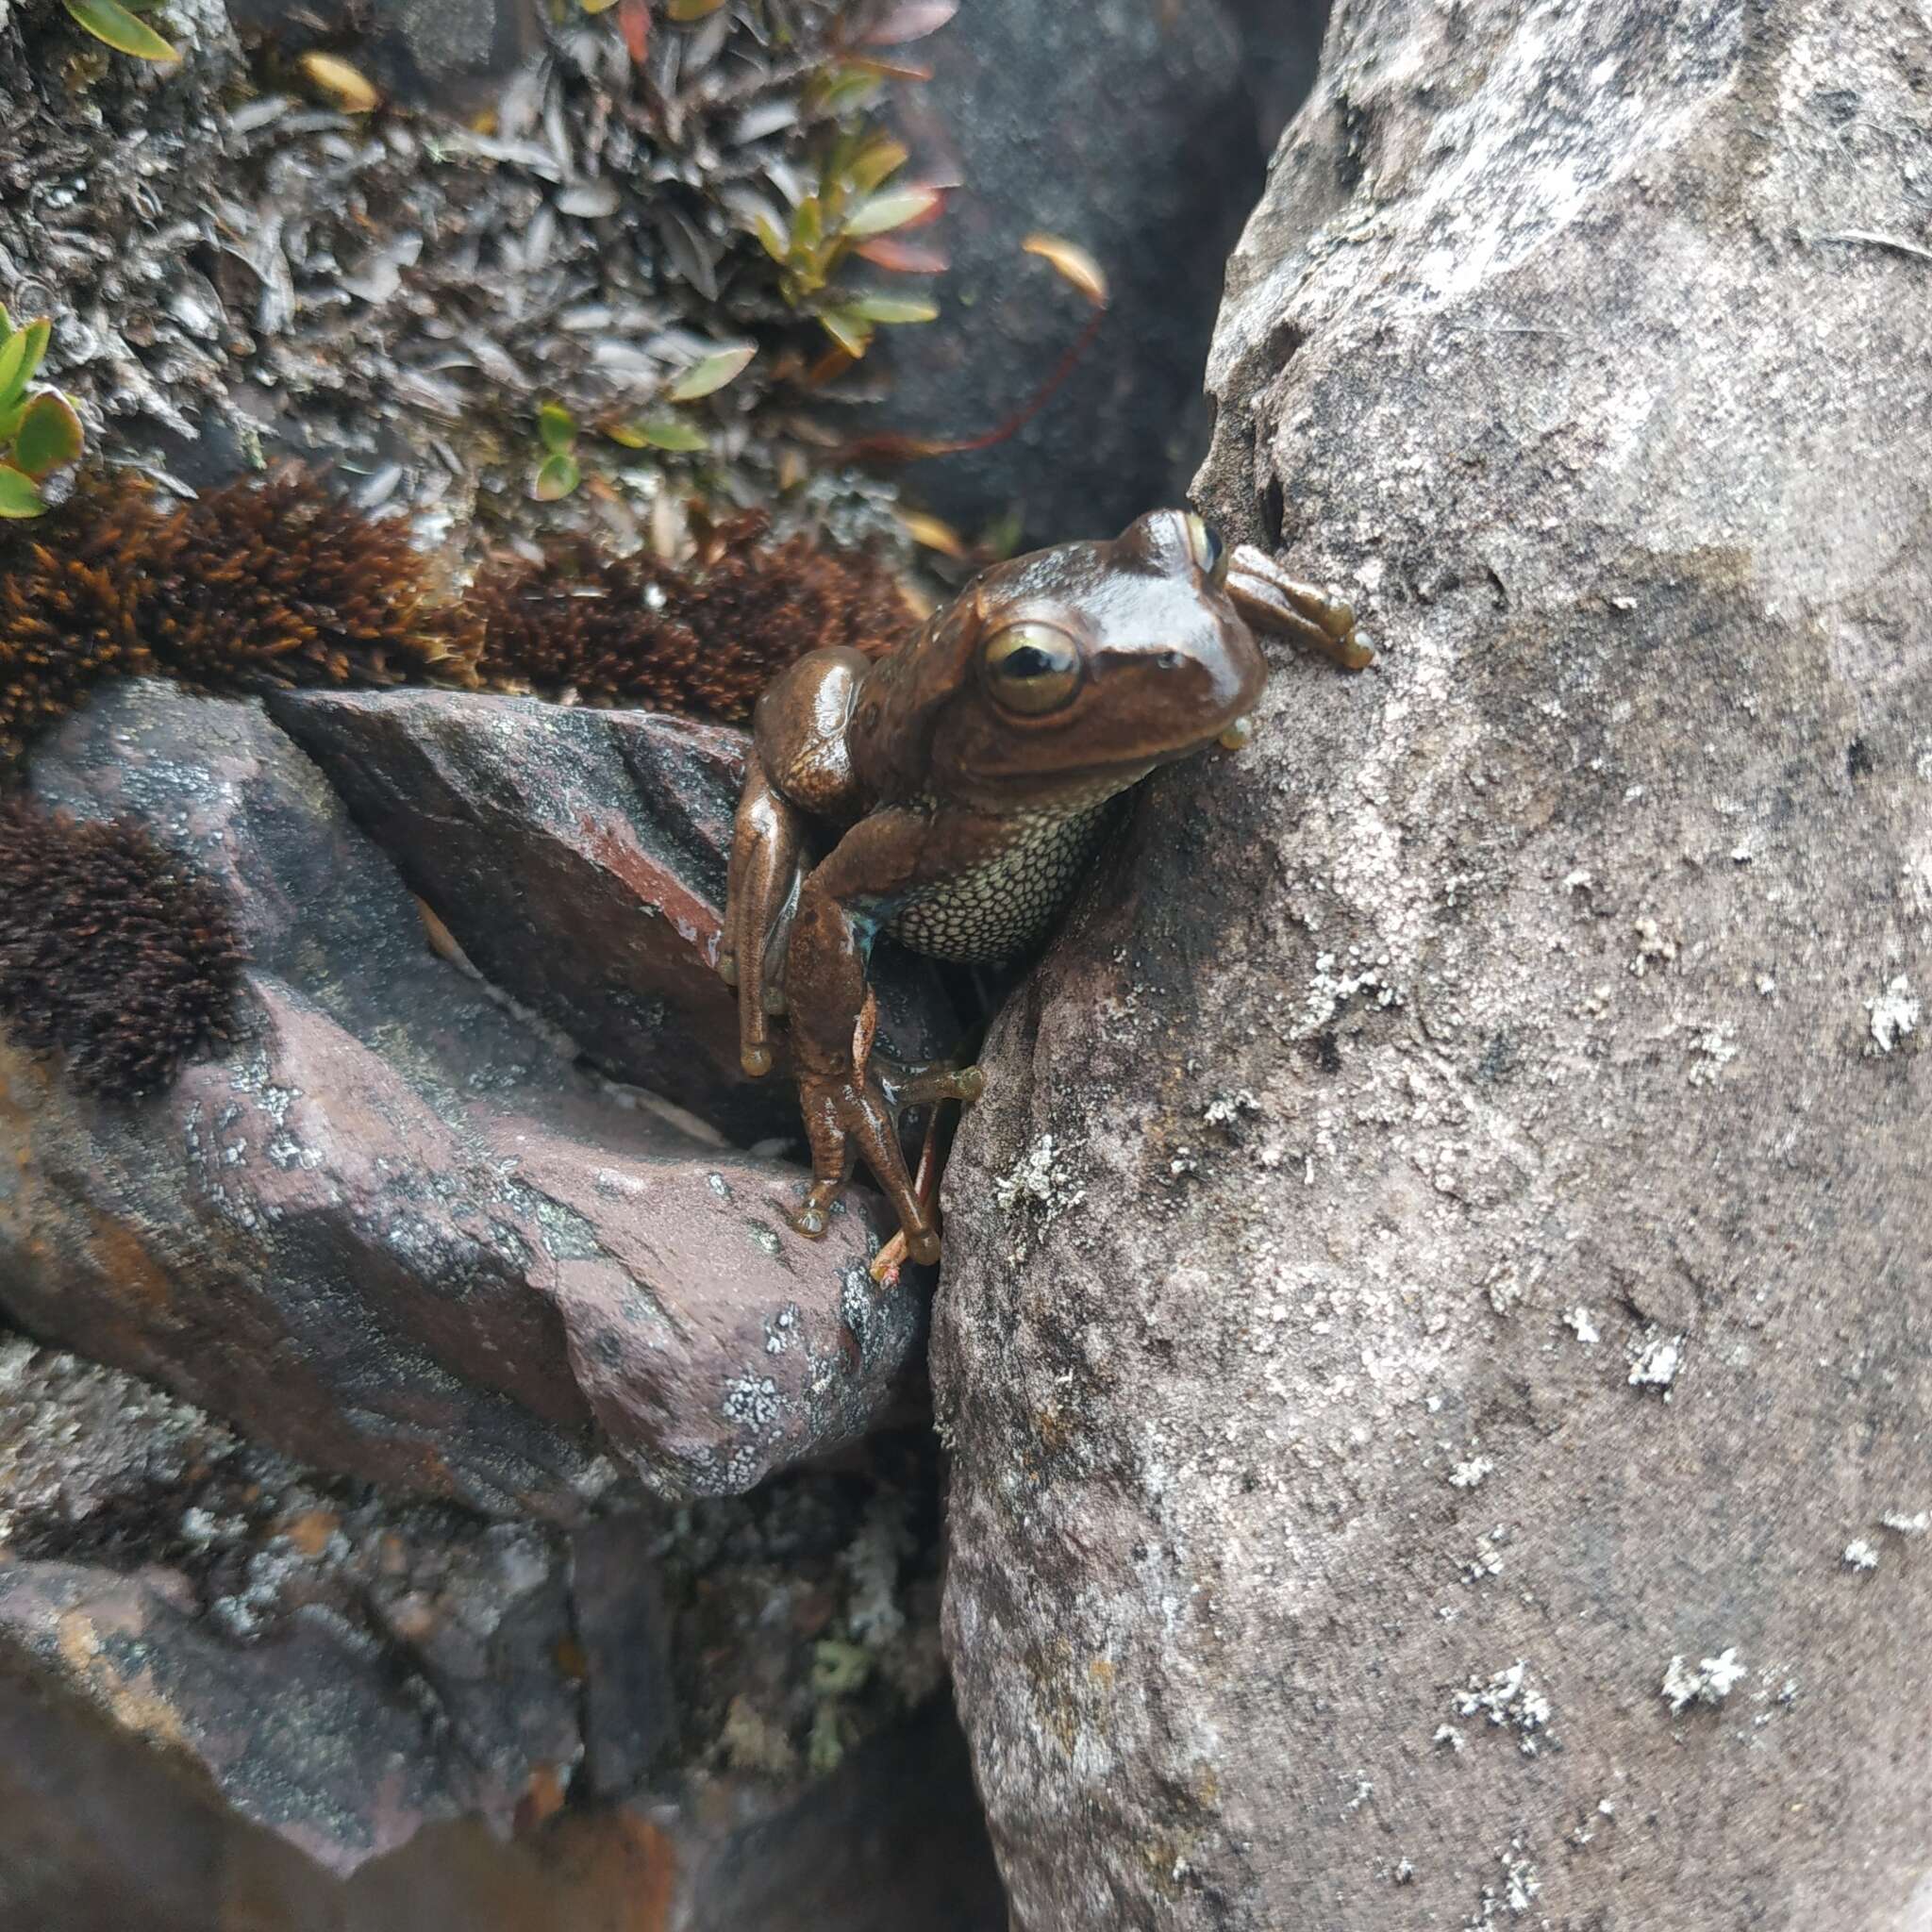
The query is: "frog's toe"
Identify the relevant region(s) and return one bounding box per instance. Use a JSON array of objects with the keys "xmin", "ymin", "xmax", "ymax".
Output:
[
  {"xmin": 718, "ymin": 950, "xmax": 738, "ymax": 987},
  {"xmin": 791, "ymin": 1202, "xmax": 830, "ymax": 1239},
  {"xmin": 742, "ymin": 1043, "xmax": 774, "ymax": 1077},
  {"xmin": 762, "ymin": 985, "xmax": 788, "ymax": 1016}
]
